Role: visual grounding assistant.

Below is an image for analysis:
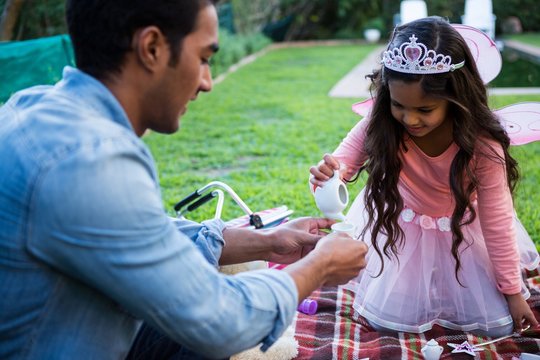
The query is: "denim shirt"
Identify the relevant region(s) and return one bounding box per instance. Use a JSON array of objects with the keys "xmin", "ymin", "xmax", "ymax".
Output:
[{"xmin": 0, "ymin": 67, "xmax": 297, "ymax": 359}]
